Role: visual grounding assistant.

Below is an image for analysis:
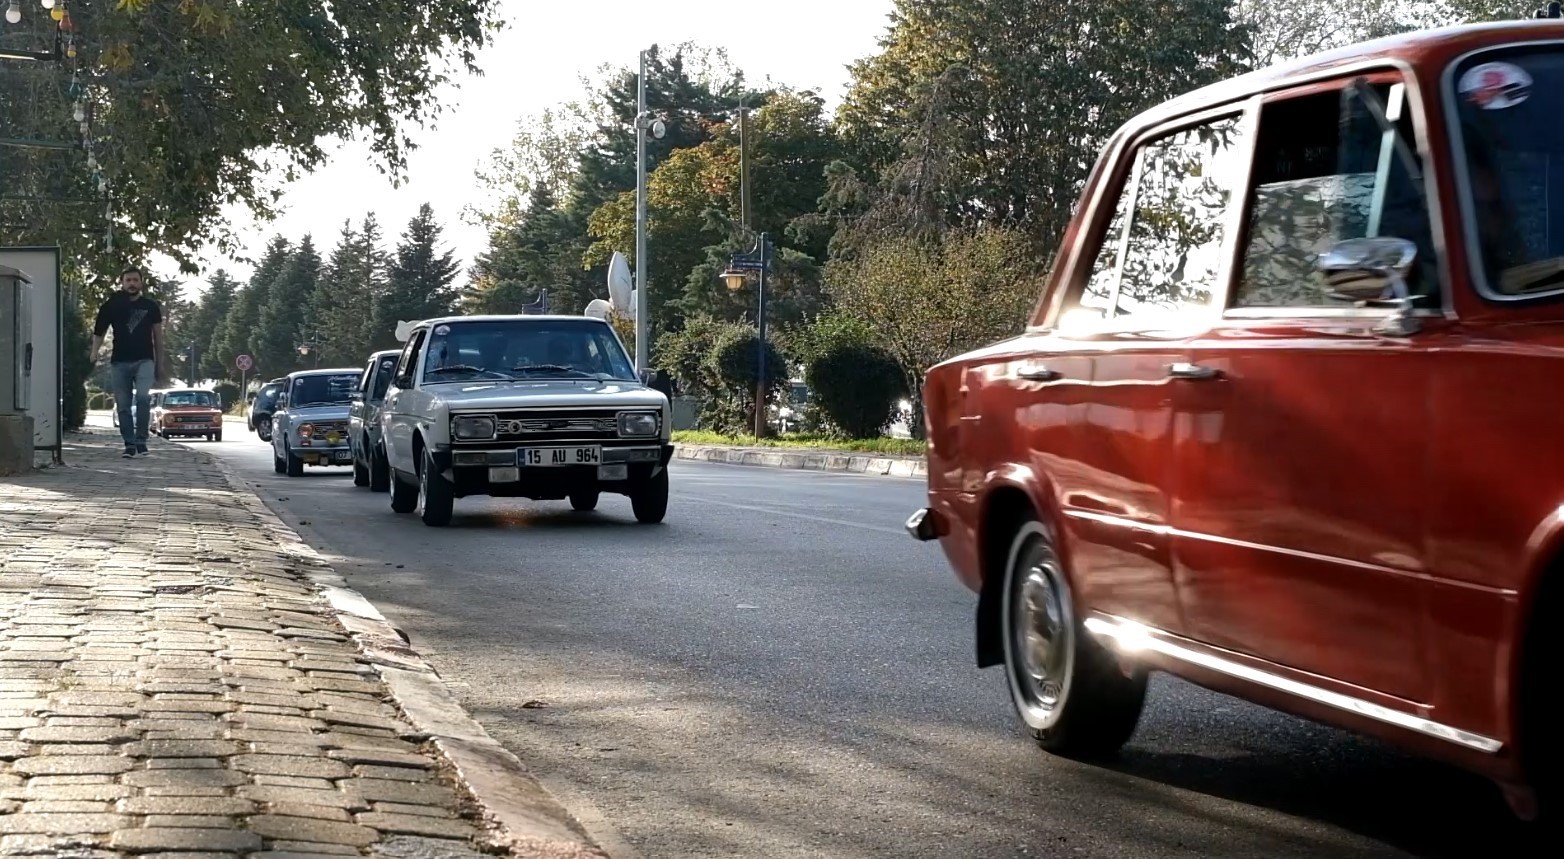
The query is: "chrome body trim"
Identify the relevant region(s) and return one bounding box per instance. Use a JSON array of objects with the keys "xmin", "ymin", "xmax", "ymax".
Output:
[{"xmin": 1082, "ymin": 614, "xmax": 1503, "ymax": 754}]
